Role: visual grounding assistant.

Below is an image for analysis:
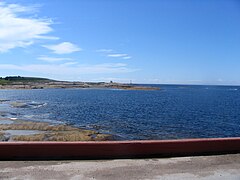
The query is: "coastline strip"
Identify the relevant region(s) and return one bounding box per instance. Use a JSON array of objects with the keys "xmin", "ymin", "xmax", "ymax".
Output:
[{"xmin": 0, "ymin": 137, "xmax": 240, "ymax": 160}]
